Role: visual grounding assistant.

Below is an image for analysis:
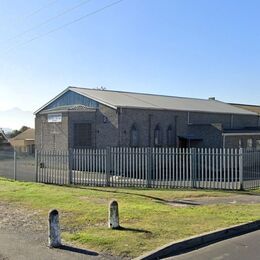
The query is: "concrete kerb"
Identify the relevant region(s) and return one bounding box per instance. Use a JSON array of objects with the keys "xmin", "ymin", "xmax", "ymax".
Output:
[{"xmin": 134, "ymin": 220, "xmax": 260, "ymax": 260}]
